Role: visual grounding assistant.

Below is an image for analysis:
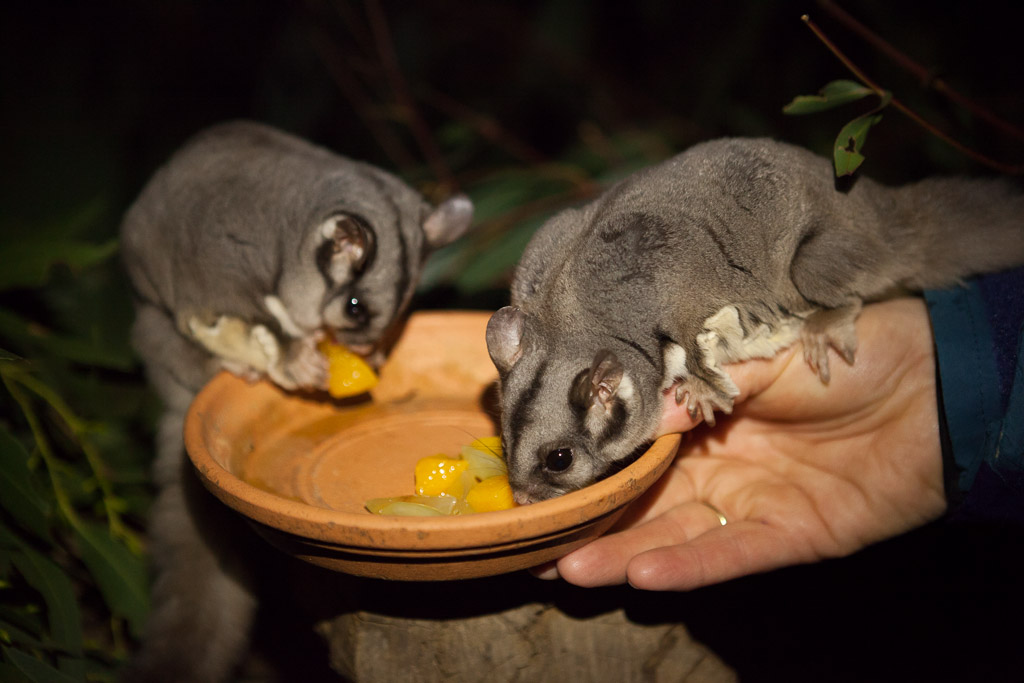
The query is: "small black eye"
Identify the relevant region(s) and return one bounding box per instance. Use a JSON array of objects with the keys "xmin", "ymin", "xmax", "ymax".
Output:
[
  {"xmin": 545, "ymin": 447, "xmax": 573, "ymax": 472},
  {"xmin": 346, "ymin": 296, "xmax": 369, "ymax": 326}
]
